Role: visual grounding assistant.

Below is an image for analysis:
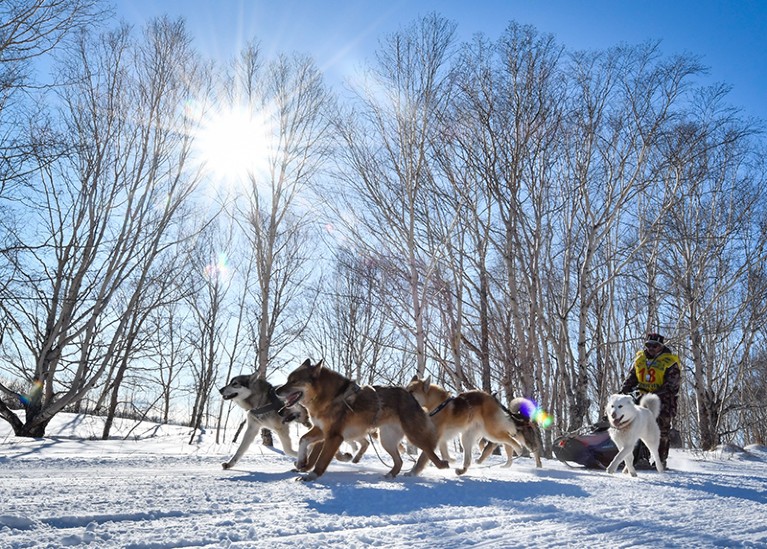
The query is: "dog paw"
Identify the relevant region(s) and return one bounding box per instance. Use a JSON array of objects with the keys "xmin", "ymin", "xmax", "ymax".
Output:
[
  {"xmin": 222, "ymin": 462, "xmax": 233, "ymax": 470},
  {"xmin": 436, "ymin": 459, "xmax": 450, "ymax": 469},
  {"xmin": 455, "ymin": 467, "xmax": 467, "ymax": 475},
  {"xmin": 299, "ymin": 472, "xmax": 318, "ymax": 482}
]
